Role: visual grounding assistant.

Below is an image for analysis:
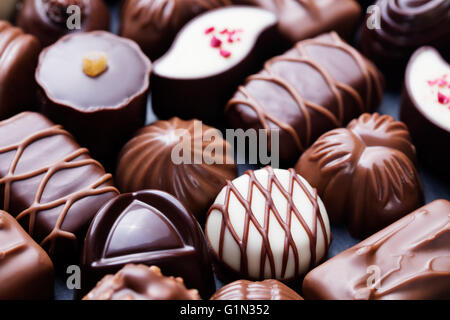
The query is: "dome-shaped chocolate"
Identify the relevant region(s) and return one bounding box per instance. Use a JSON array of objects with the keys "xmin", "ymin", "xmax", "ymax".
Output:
[
  {"xmin": 116, "ymin": 117, "xmax": 237, "ymax": 221},
  {"xmin": 295, "ymin": 113, "xmax": 424, "ymax": 238}
]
